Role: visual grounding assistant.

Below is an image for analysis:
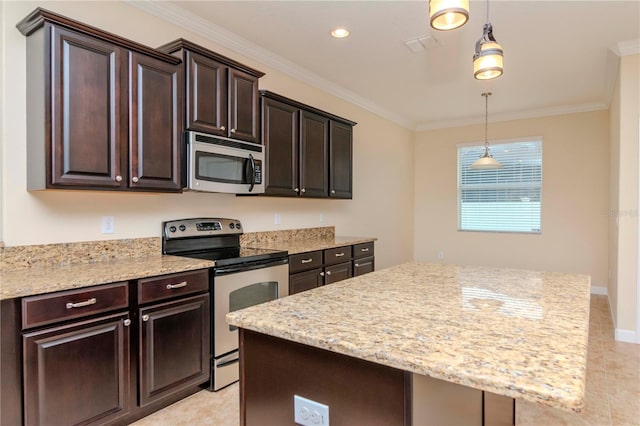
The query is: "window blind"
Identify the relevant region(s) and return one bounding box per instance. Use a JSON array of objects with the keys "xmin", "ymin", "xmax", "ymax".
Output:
[{"xmin": 458, "ymin": 140, "xmax": 542, "ymax": 233}]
